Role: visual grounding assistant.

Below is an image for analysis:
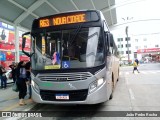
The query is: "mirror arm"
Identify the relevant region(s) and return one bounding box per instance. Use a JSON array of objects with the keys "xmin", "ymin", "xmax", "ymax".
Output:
[
  {"xmin": 22, "ymin": 32, "xmax": 30, "ymax": 37},
  {"xmin": 22, "ymin": 49, "xmax": 31, "ymax": 57},
  {"xmin": 22, "ymin": 31, "xmax": 32, "ymax": 57},
  {"xmin": 30, "ymin": 52, "xmax": 34, "ymax": 57}
]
